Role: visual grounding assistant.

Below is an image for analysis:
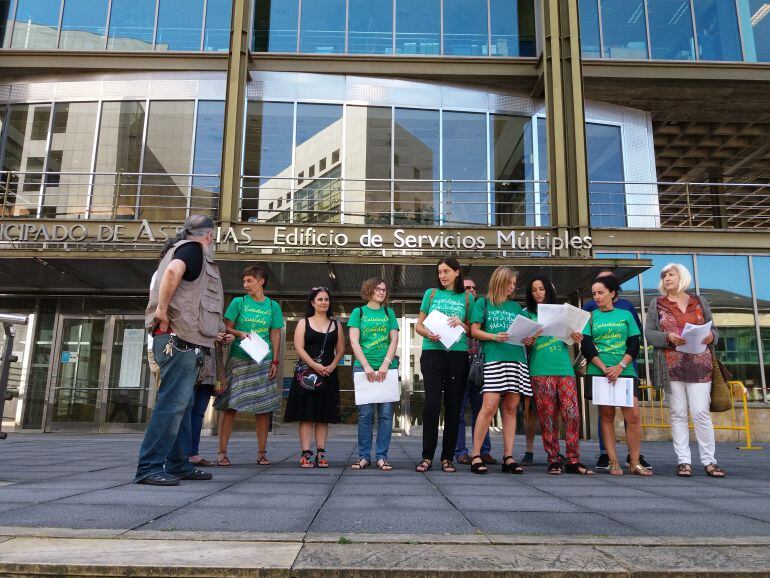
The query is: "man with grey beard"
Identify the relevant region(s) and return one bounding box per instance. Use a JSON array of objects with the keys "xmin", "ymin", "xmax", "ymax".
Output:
[{"xmin": 133, "ymin": 215, "xmax": 230, "ymax": 486}]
